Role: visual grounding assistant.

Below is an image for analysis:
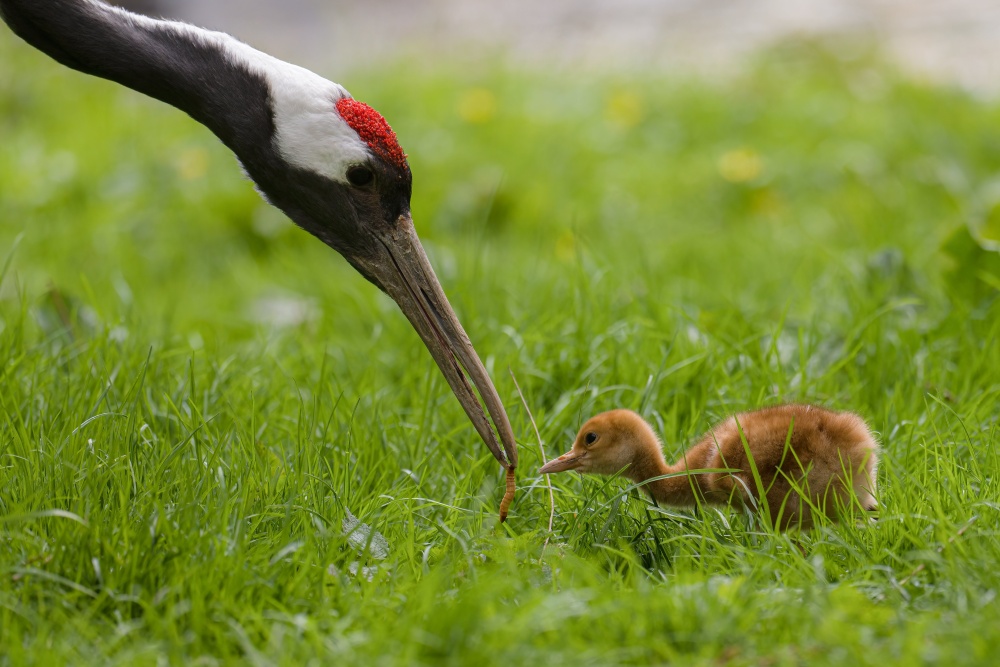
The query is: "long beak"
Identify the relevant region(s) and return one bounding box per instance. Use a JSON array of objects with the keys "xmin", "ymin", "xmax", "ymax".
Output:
[
  {"xmin": 539, "ymin": 451, "xmax": 583, "ymax": 474},
  {"xmin": 355, "ymin": 214, "xmax": 518, "ymax": 469}
]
